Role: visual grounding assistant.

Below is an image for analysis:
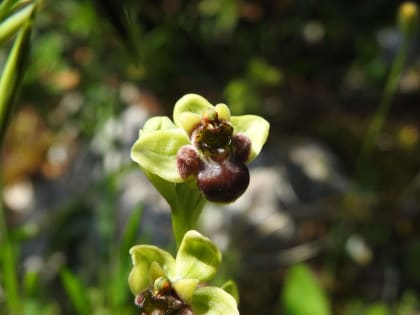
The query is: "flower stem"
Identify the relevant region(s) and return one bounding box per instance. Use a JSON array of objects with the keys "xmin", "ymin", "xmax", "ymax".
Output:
[
  {"xmin": 171, "ymin": 196, "xmax": 206, "ymax": 246},
  {"xmin": 354, "ymin": 30, "xmax": 411, "ymax": 188}
]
